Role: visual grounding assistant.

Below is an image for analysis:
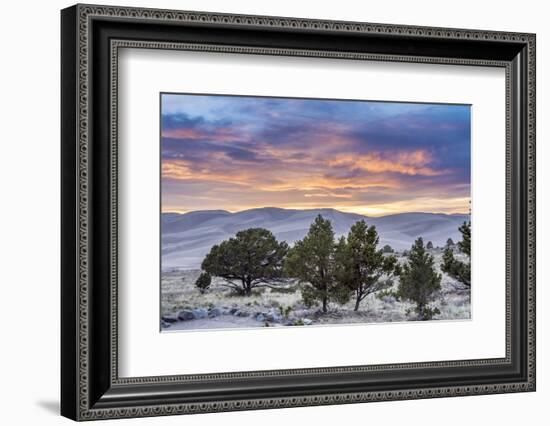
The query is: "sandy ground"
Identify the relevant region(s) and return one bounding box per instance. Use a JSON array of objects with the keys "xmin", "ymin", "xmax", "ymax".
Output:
[
  {"xmin": 161, "ymin": 250, "xmax": 470, "ymax": 331},
  {"xmin": 166, "ymin": 315, "xmax": 262, "ymax": 331}
]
